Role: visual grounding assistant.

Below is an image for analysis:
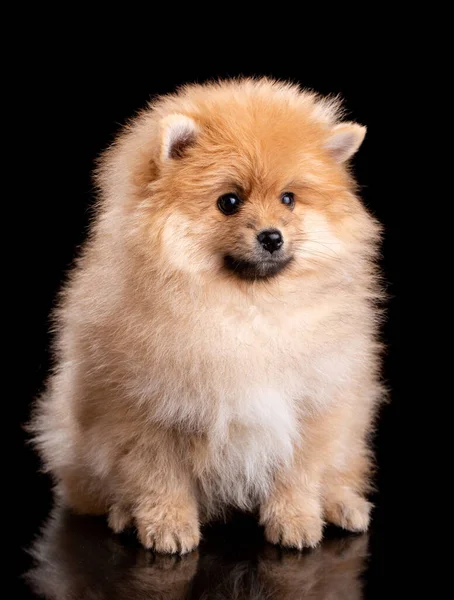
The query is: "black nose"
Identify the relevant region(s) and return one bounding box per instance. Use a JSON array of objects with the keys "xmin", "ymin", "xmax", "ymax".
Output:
[{"xmin": 257, "ymin": 229, "xmax": 284, "ymax": 254}]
